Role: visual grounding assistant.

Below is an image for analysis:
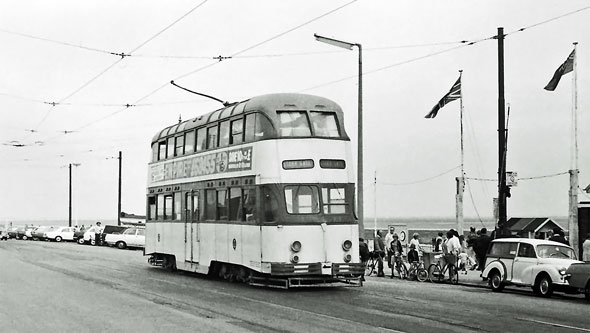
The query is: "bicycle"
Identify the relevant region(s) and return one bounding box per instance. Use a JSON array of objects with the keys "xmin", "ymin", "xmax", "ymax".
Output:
[
  {"xmin": 427, "ymin": 254, "xmax": 459, "ymax": 284},
  {"xmin": 390, "ymin": 253, "xmax": 408, "ymax": 279},
  {"xmin": 364, "ymin": 251, "xmax": 379, "ymax": 277},
  {"xmin": 407, "ymin": 261, "xmax": 428, "ymax": 282}
]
